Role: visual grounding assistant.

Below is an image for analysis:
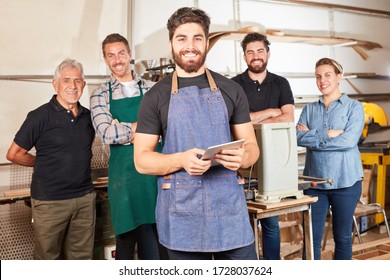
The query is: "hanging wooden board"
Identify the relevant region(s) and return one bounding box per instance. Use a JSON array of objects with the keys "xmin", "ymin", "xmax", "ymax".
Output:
[{"xmin": 208, "ymin": 26, "xmax": 382, "ymax": 60}]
